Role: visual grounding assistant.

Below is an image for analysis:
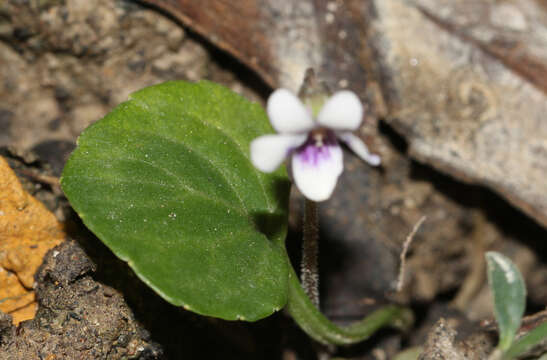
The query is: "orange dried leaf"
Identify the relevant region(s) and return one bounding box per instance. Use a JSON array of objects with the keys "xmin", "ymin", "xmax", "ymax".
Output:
[{"xmin": 0, "ymin": 156, "xmax": 65, "ymax": 324}]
